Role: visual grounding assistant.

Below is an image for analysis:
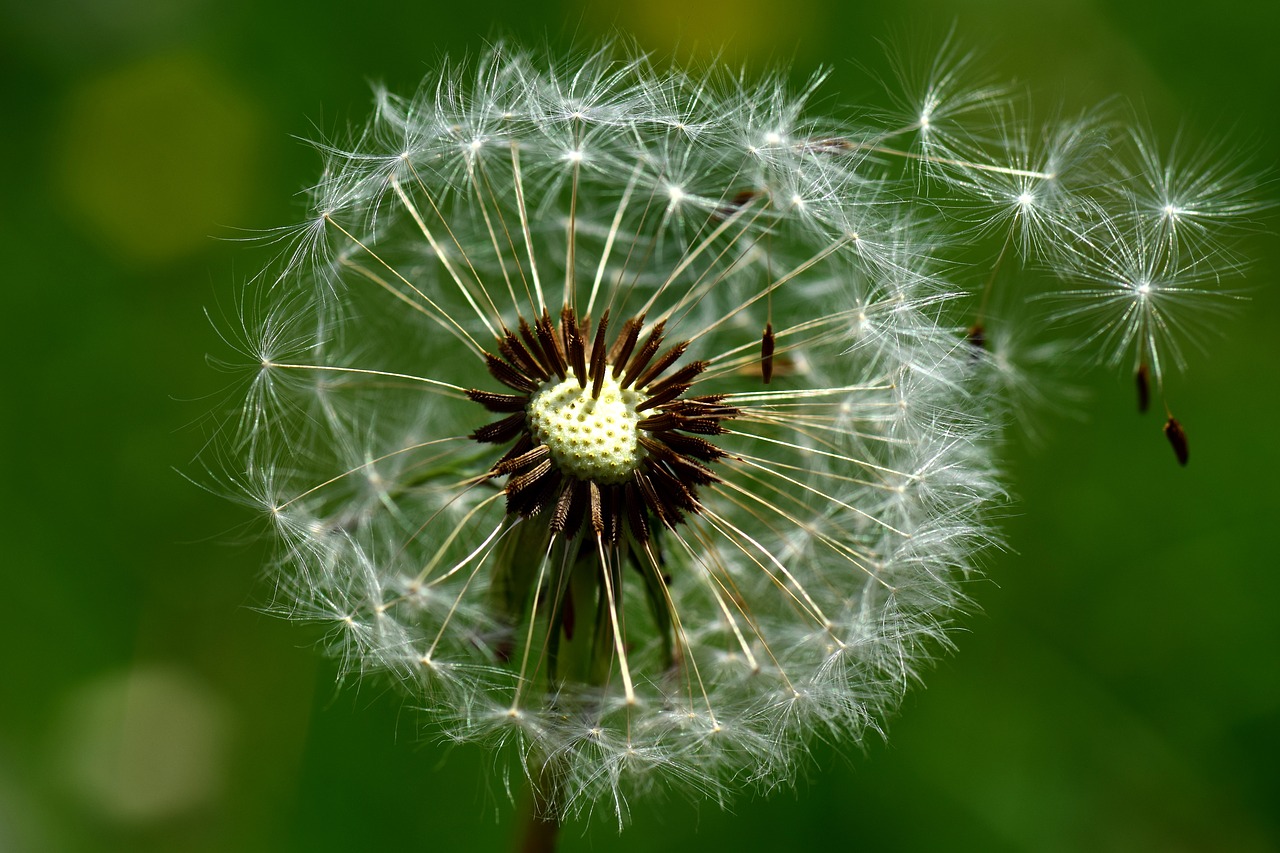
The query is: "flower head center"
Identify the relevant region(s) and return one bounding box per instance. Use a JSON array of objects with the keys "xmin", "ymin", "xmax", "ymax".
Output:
[
  {"xmin": 527, "ymin": 372, "xmax": 645, "ymax": 484},
  {"xmin": 467, "ymin": 308, "xmax": 739, "ymax": 541}
]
